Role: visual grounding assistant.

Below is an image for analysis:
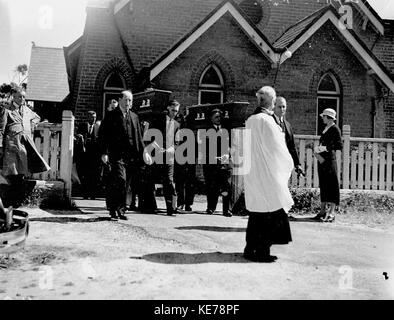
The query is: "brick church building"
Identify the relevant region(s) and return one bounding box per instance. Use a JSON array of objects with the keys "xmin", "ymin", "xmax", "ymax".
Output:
[{"xmin": 62, "ymin": 0, "xmax": 394, "ymax": 137}]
